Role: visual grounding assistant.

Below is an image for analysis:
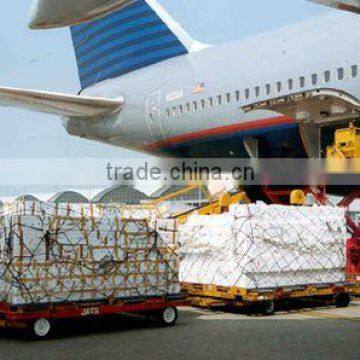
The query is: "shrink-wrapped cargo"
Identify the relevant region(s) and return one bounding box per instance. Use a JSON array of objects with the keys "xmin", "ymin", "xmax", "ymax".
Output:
[
  {"xmin": 2, "ymin": 199, "xmax": 159, "ymax": 219},
  {"xmin": 0, "ymin": 202, "xmax": 179, "ymax": 306},
  {"xmin": 179, "ymin": 204, "xmax": 348, "ymax": 289}
]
